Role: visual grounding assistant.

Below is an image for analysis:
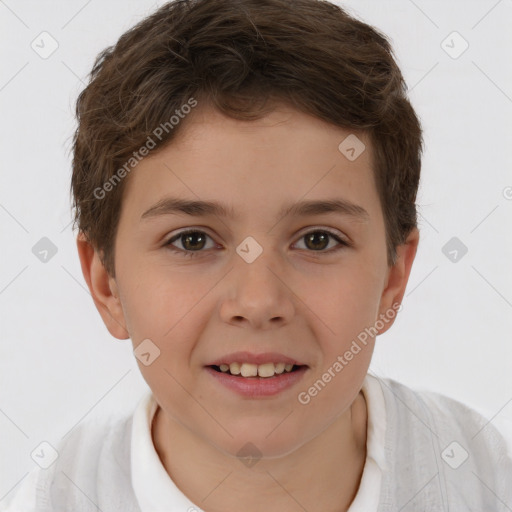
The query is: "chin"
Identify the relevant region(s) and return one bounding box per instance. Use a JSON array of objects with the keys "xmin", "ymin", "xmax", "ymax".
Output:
[{"xmin": 209, "ymin": 424, "xmax": 313, "ymax": 462}]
